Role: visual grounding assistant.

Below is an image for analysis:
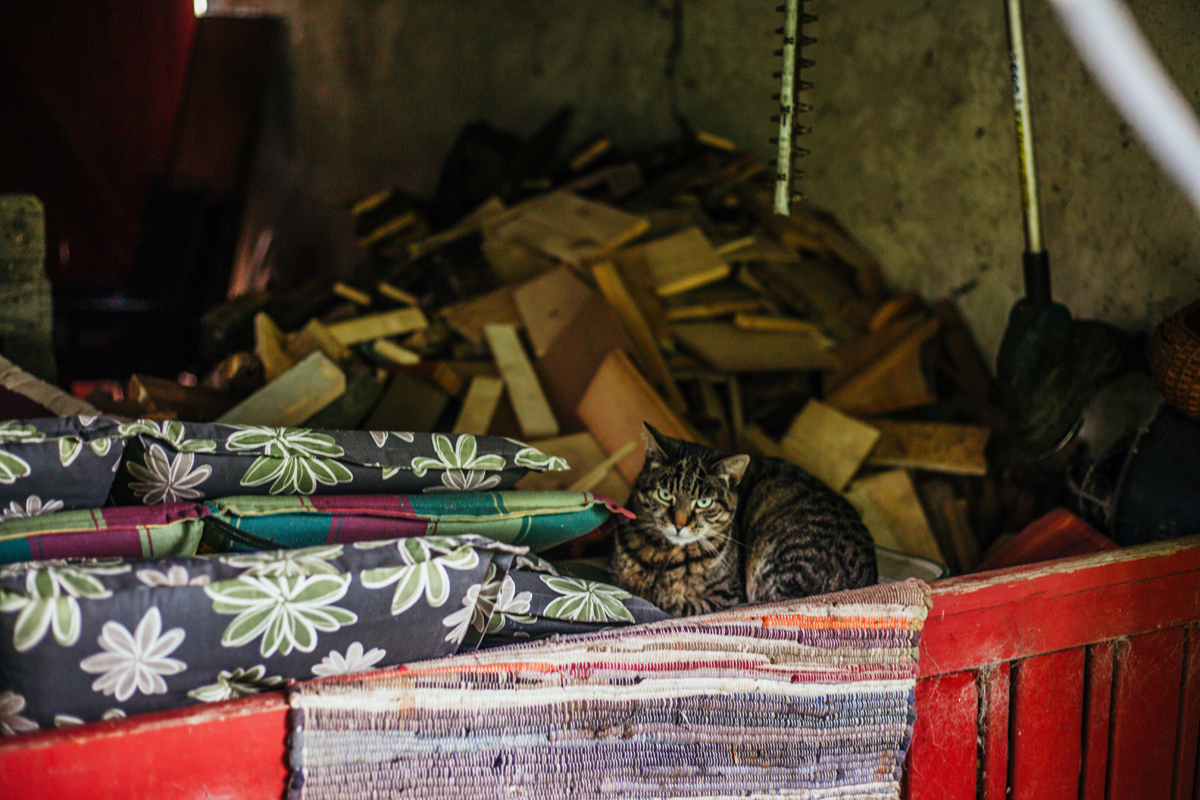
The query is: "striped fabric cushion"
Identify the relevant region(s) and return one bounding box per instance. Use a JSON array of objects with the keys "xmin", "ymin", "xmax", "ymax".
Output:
[{"xmin": 287, "ymin": 579, "xmax": 931, "ymax": 800}]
